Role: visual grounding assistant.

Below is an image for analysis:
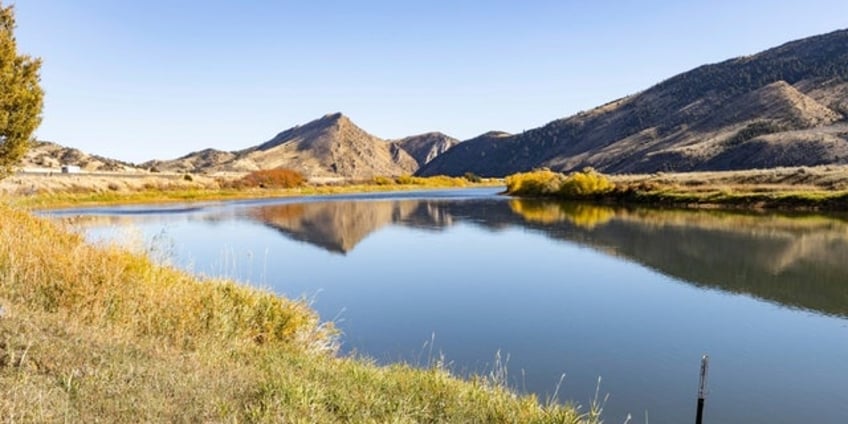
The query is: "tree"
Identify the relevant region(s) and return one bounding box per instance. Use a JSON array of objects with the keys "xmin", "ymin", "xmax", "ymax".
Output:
[{"xmin": 0, "ymin": 3, "xmax": 43, "ymax": 178}]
